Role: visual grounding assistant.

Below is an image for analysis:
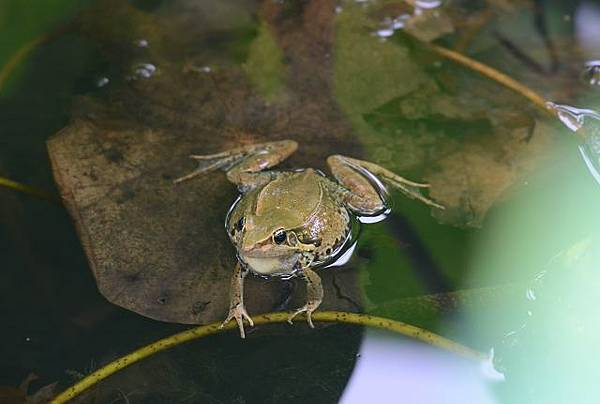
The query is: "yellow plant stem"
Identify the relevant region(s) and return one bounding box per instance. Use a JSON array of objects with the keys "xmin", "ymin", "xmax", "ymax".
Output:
[
  {"xmin": 50, "ymin": 311, "xmax": 486, "ymax": 403},
  {"xmin": 0, "ymin": 176, "xmax": 61, "ymax": 204},
  {"xmin": 0, "ymin": 36, "xmax": 47, "ymax": 93},
  {"xmin": 427, "ymin": 42, "xmax": 555, "ymax": 118}
]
